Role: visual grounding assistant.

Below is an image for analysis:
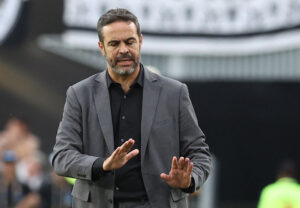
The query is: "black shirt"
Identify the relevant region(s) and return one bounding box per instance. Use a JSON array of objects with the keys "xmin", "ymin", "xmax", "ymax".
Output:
[{"xmin": 92, "ymin": 66, "xmax": 147, "ymax": 200}]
